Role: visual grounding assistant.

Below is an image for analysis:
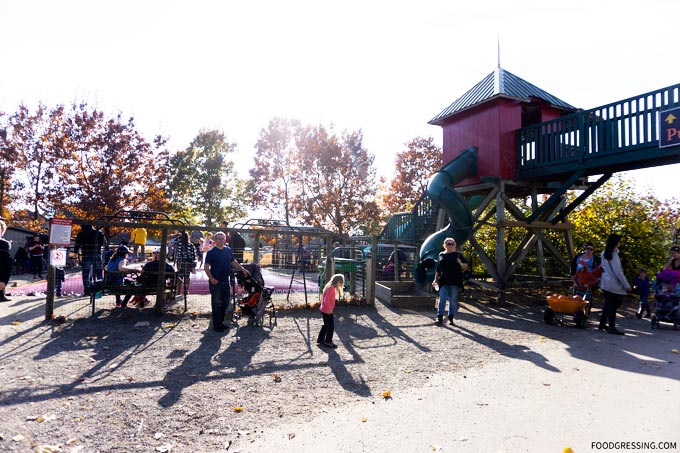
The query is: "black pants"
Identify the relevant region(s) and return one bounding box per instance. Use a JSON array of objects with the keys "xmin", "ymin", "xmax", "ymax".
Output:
[
  {"xmin": 600, "ymin": 290, "xmax": 624, "ymax": 329},
  {"xmin": 317, "ymin": 312, "xmax": 335, "ymax": 343},
  {"xmin": 209, "ymin": 281, "xmax": 230, "ymax": 329},
  {"xmin": 31, "ymin": 255, "xmax": 43, "ymax": 276},
  {"xmin": 115, "ymin": 294, "xmax": 132, "ymax": 307}
]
